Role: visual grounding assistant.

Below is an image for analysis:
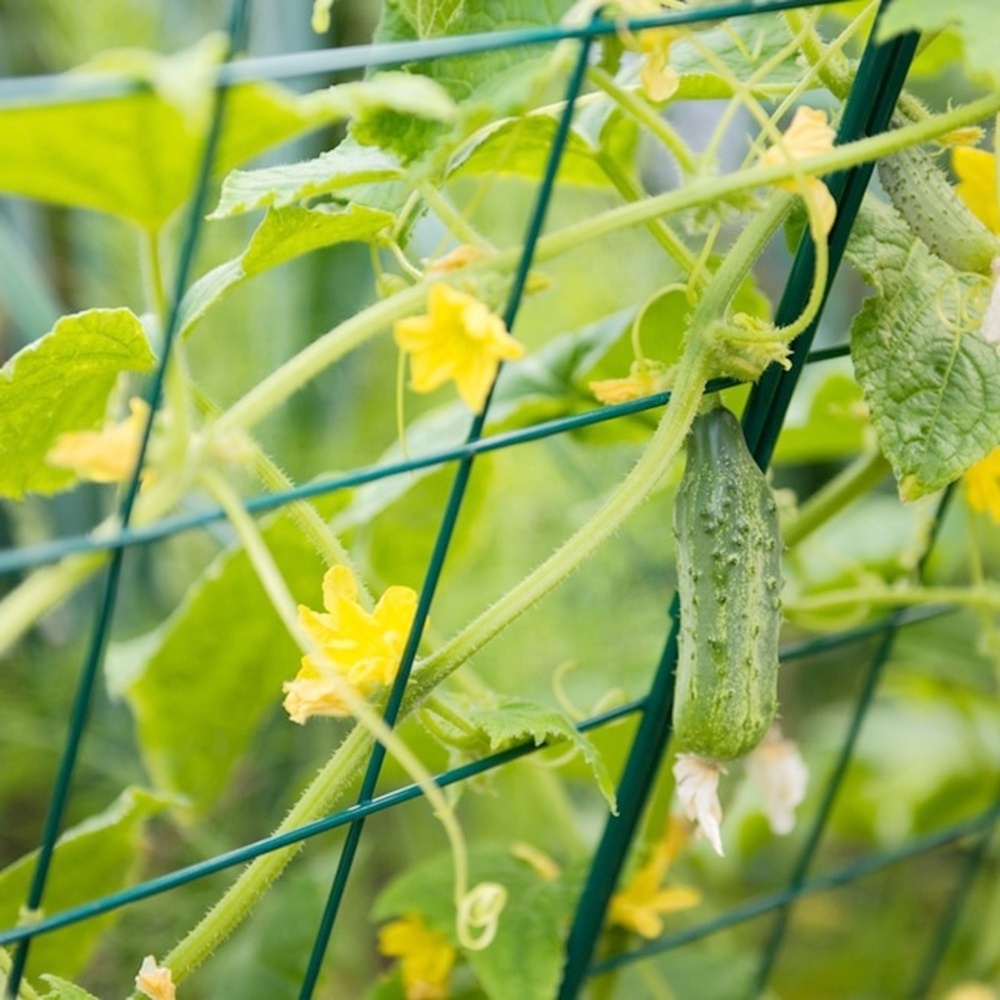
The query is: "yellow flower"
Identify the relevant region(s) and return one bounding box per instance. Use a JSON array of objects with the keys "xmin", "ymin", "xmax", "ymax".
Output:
[
  {"xmin": 953, "ymin": 146, "xmax": 1000, "ymax": 234},
  {"xmin": 394, "ymin": 283, "xmax": 524, "ymax": 412},
  {"xmin": 46, "ymin": 397, "xmax": 151, "ymax": 484},
  {"xmin": 760, "ymin": 107, "xmax": 837, "ymax": 237},
  {"xmin": 590, "ymin": 359, "xmax": 670, "ymax": 405},
  {"xmin": 135, "ymin": 956, "xmax": 176, "ymax": 1000},
  {"xmin": 637, "ymin": 28, "xmax": 680, "ymax": 103},
  {"xmin": 964, "ymin": 445, "xmax": 1000, "ymax": 523},
  {"xmin": 378, "ymin": 914, "xmax": 456, "ymax": 1000},
  {"xmin": 282, "ymin": 566, "xmax": 417, "ymax": 723},
  {"xmin": 609, "ymin": 817, "xmax": 700, "ymax": 939}
]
